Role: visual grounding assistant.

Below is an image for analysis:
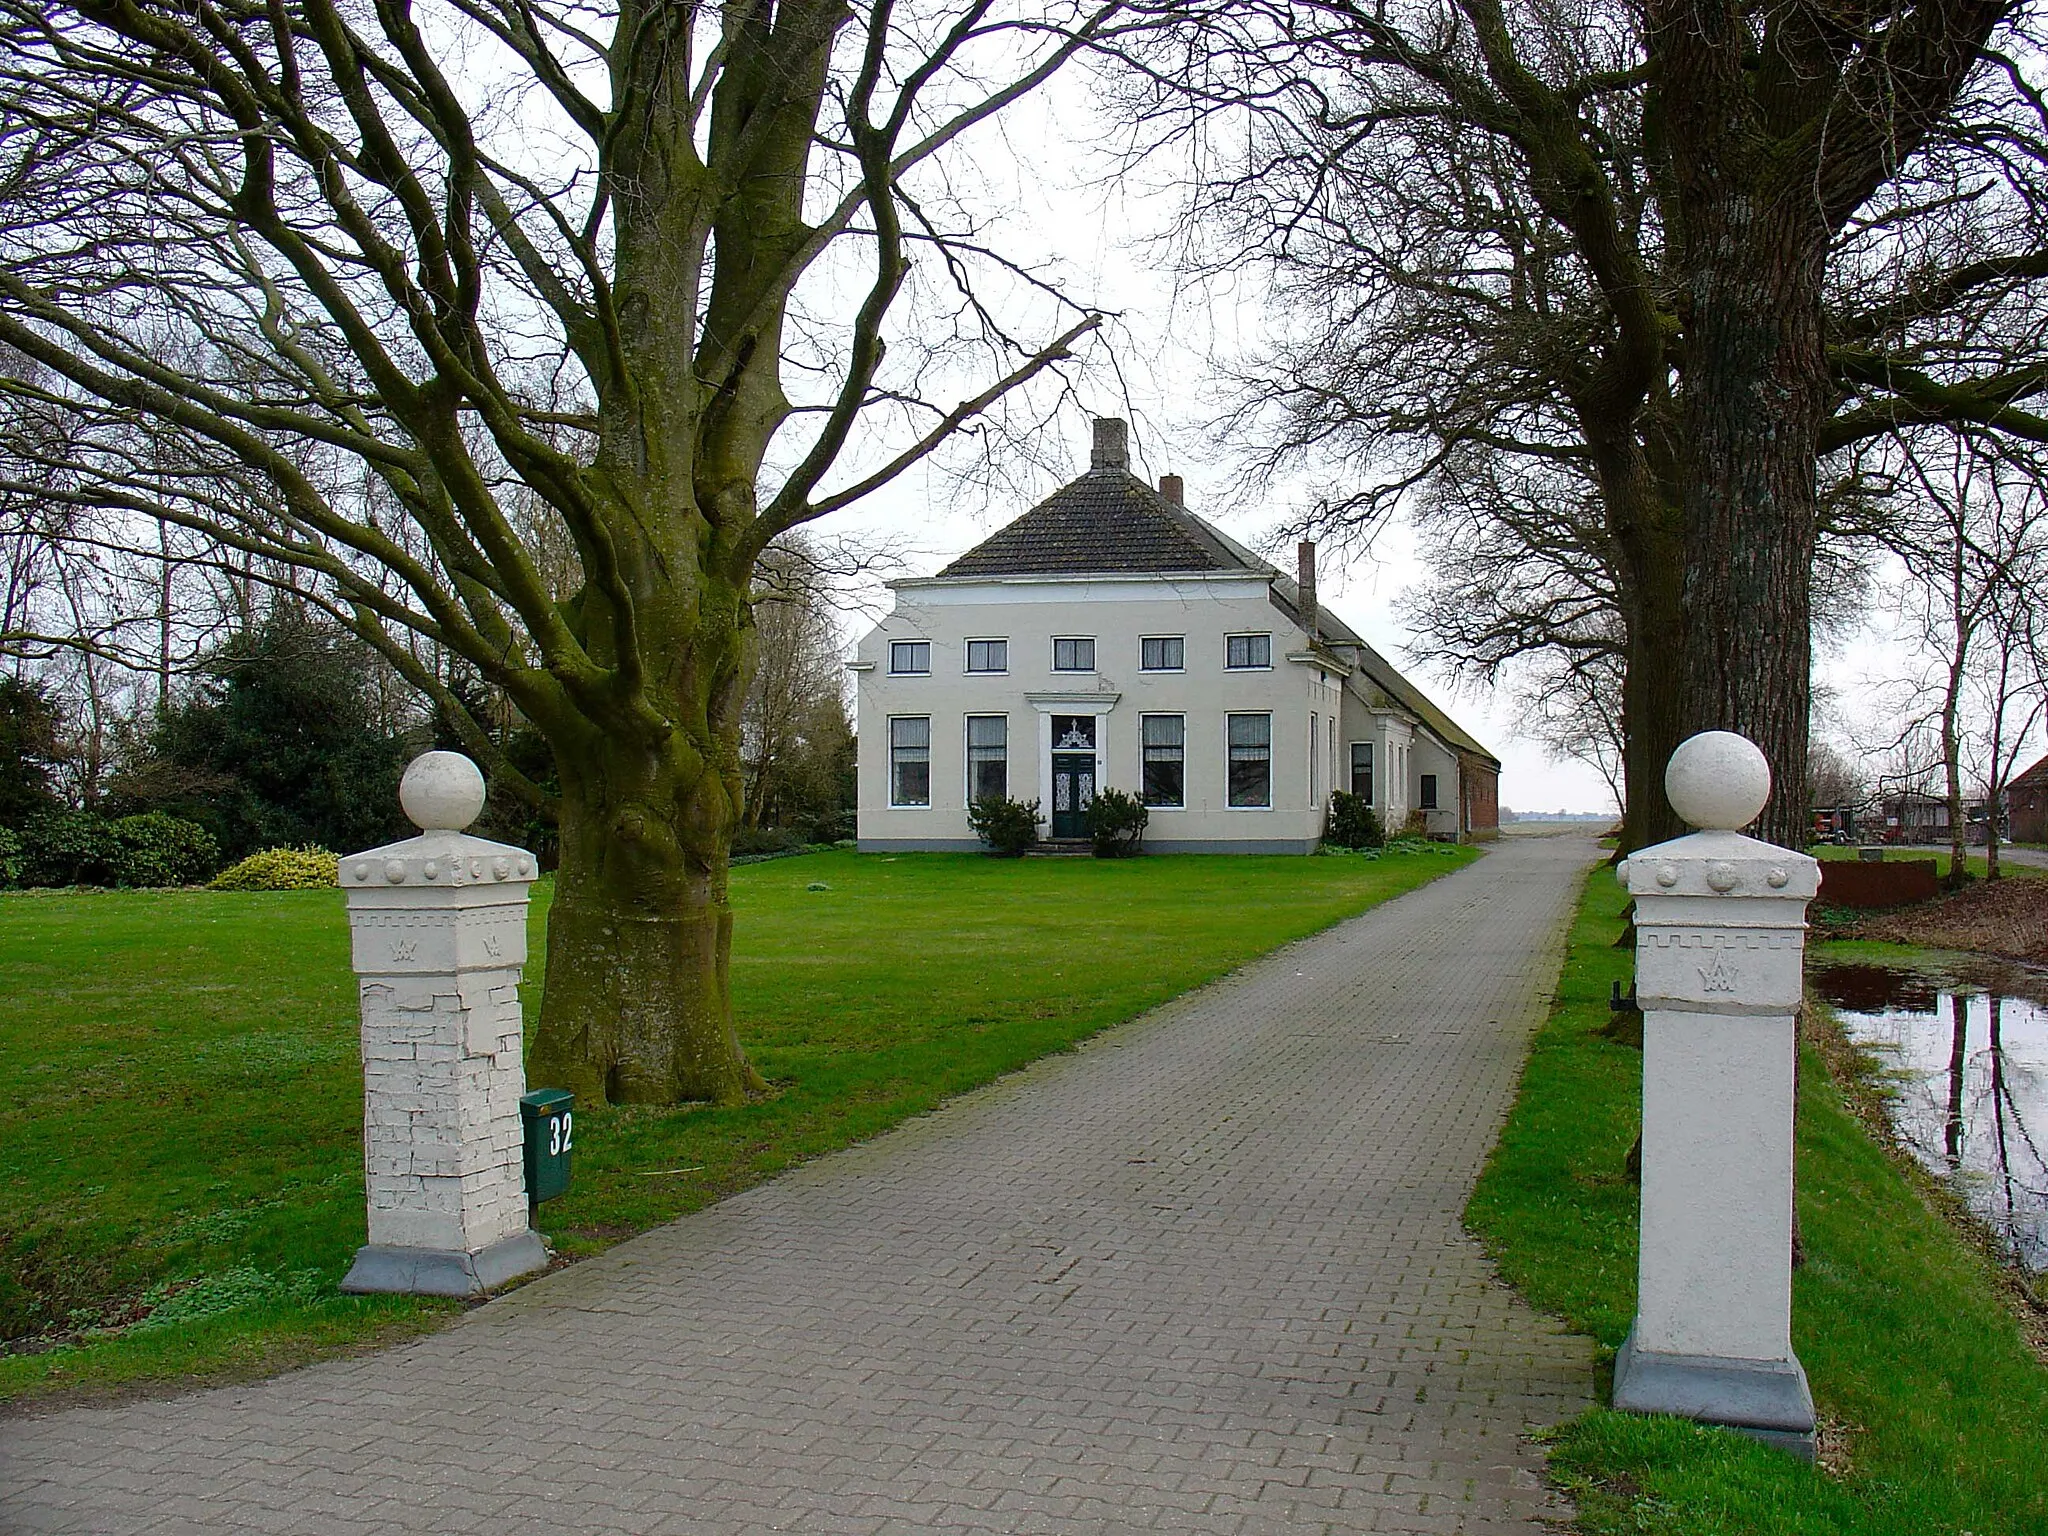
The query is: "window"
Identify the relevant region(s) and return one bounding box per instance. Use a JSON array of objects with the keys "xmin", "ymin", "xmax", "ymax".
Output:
[
  {"xmin": 1053, "ymin": 636, "xmax": 1095, "ymax": 672},
  {"xmin": 1227, "ymin": 713, "xmax": 1272, "ymax": 808},
  {"xmin": 1140, "ymin": 635, "xmax": 1184, "ymax": 672},
  {"xmin": 1350, "ymin": 742, "xmax": 1374, "ymax": 802},
  {"xmin": 1420, "ymin": 773, "xmax": 1439, "ymax": 810},
  {"xmin": 1310, "ymin": 712, "xmax": 1320, "ymax": 801},
  {"xmin": 966, "ymin": 716, "xmax": 1007, "ymax": 802},
  {"xmin": 965, "ymin": 639, "xmax": 1007, "ymax": 674},
  {"xmin": 890, "ymin": 640, "xmax": 930, "ymax": 675},
  {"xmin": 1051, "ymin": 714, "xmax": 1096, "ymax": 750},
  {"xmin": 889, "ymin": 717, "xmax": 930, "ymax": 807},
  {"xmin": 1141, "ymin": 715, "xmax": 1185, "ymax": 807},
  {"xmin": 1225, "ymin": 633, "xmax": 1271, "ymax": 670}
]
